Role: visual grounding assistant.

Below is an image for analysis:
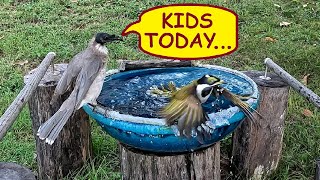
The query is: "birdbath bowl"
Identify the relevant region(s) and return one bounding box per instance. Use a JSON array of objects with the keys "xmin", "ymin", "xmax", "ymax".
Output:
[{"xmin": 82, "ymin": 65, "xmax": 259, "ymax": 153}]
